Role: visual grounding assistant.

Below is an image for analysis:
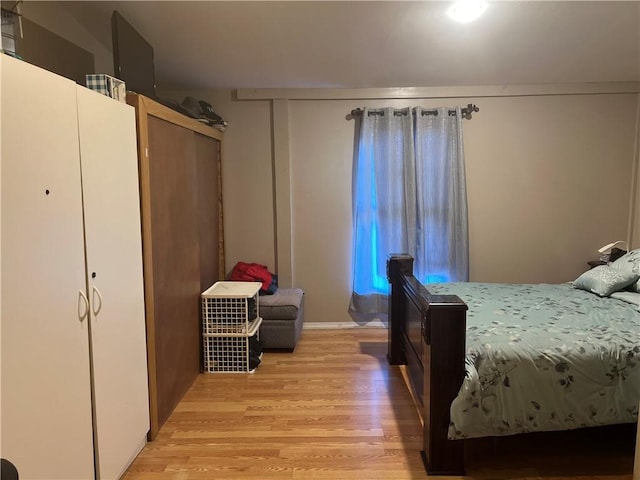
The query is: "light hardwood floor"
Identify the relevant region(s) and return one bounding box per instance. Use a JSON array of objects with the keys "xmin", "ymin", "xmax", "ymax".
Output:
[{"xmin": 123, "ymin": 328, "xmax": 635, "ymax": 480}]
